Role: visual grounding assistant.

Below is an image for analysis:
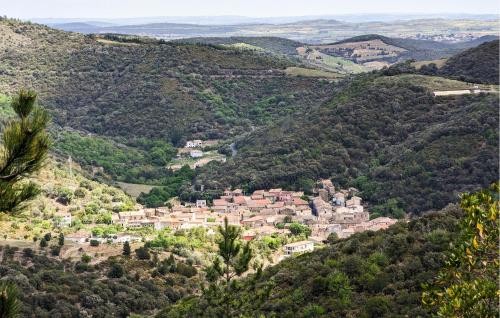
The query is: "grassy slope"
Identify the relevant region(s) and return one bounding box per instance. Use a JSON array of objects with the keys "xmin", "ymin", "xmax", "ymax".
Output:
[{"xmin": 1, "ymin": 158, "xmax": 136, "ymax": 240}]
